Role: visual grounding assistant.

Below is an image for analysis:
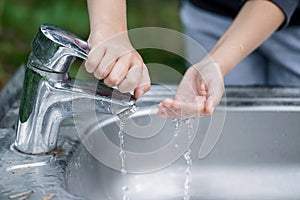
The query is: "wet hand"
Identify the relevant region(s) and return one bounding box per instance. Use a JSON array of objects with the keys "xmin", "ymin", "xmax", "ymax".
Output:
[{"xmin": 157, "ymin": 60, "xmax": 224, "ymax": 119}]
